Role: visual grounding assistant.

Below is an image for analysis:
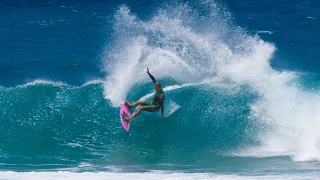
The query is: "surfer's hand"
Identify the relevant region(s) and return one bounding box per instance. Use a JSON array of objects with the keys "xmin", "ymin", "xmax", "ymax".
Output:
[{"xmin": 146, "ymin": 67, "xmax": 149, "ymax": 74}]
